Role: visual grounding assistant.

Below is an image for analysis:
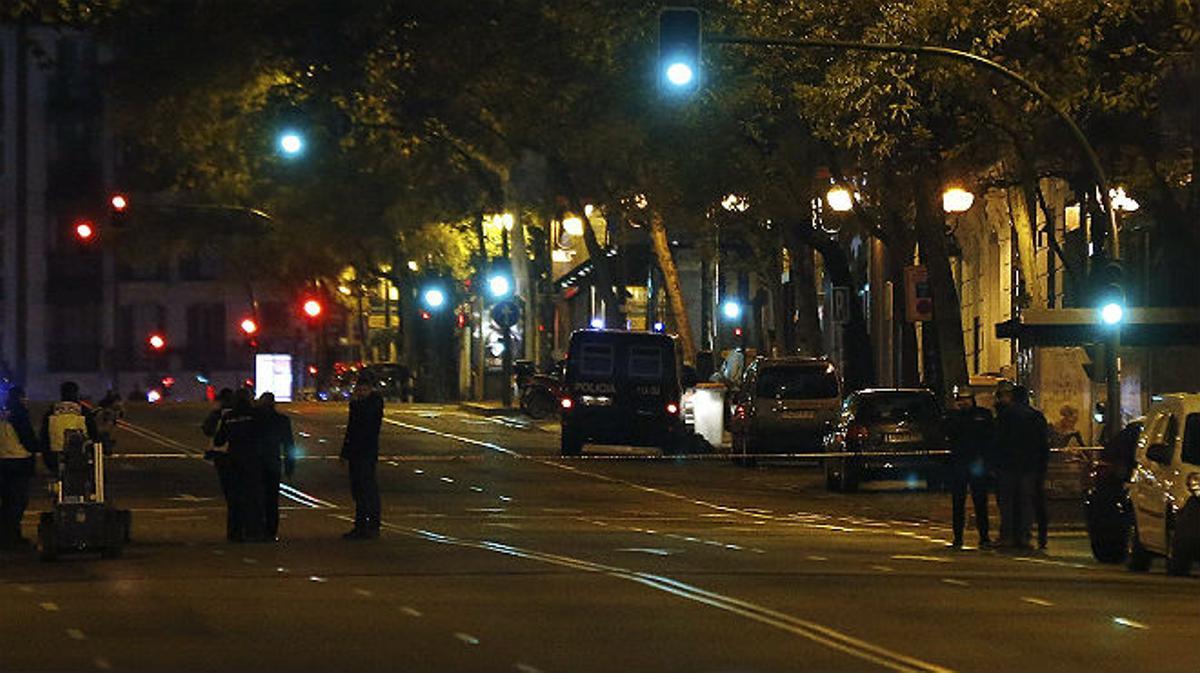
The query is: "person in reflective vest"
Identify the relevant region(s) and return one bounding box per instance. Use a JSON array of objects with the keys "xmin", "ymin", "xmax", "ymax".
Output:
[
  {"xmin": 40, "ymin": 381, "xmax": 98, "ymax": 473},
  {"xmin": 0, "ymin": 386, "xmax": 40, "ymax": 550}
]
